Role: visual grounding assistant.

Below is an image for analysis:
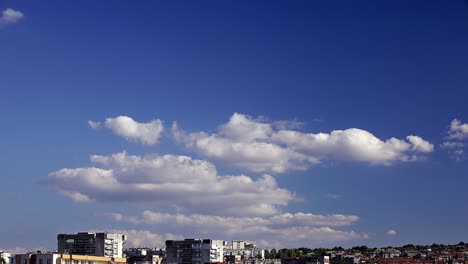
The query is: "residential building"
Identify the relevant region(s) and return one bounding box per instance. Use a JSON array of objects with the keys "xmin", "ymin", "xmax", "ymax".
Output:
[
  {"xmin": 224, "ymin": 248, "xmax": 264, "ymax": 260},
  {"xmin": 165, "ymin": 239, "xmax": 224, "ymax": 264},
  {"xmin": 57, "ymin": 232, "xmax": 127, "ymax": 258},
  {"xmin": 1, "ymin": 252, "xmax": 13, "ymax": 264},
  {"xmin": 319, "ymin": 256, "xmax": 330, "ymax": 264},
  {"xmin": 15, "ymin": 253, "xmax": 125, "ymax": 264},
  {"xmin": 231, "ymin": 242, "xmax": 245, "ymax": 251},
  {"xmin": 224, "ymin": 241, "xmax": 263, "ymax": 260},
  {"xmin": 223, "ymin": 255, "xmax": 241, "ymax": 264},
  {"xmin": 123, "ymin": 248, "xmax": 164, "ymax": 264}
]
